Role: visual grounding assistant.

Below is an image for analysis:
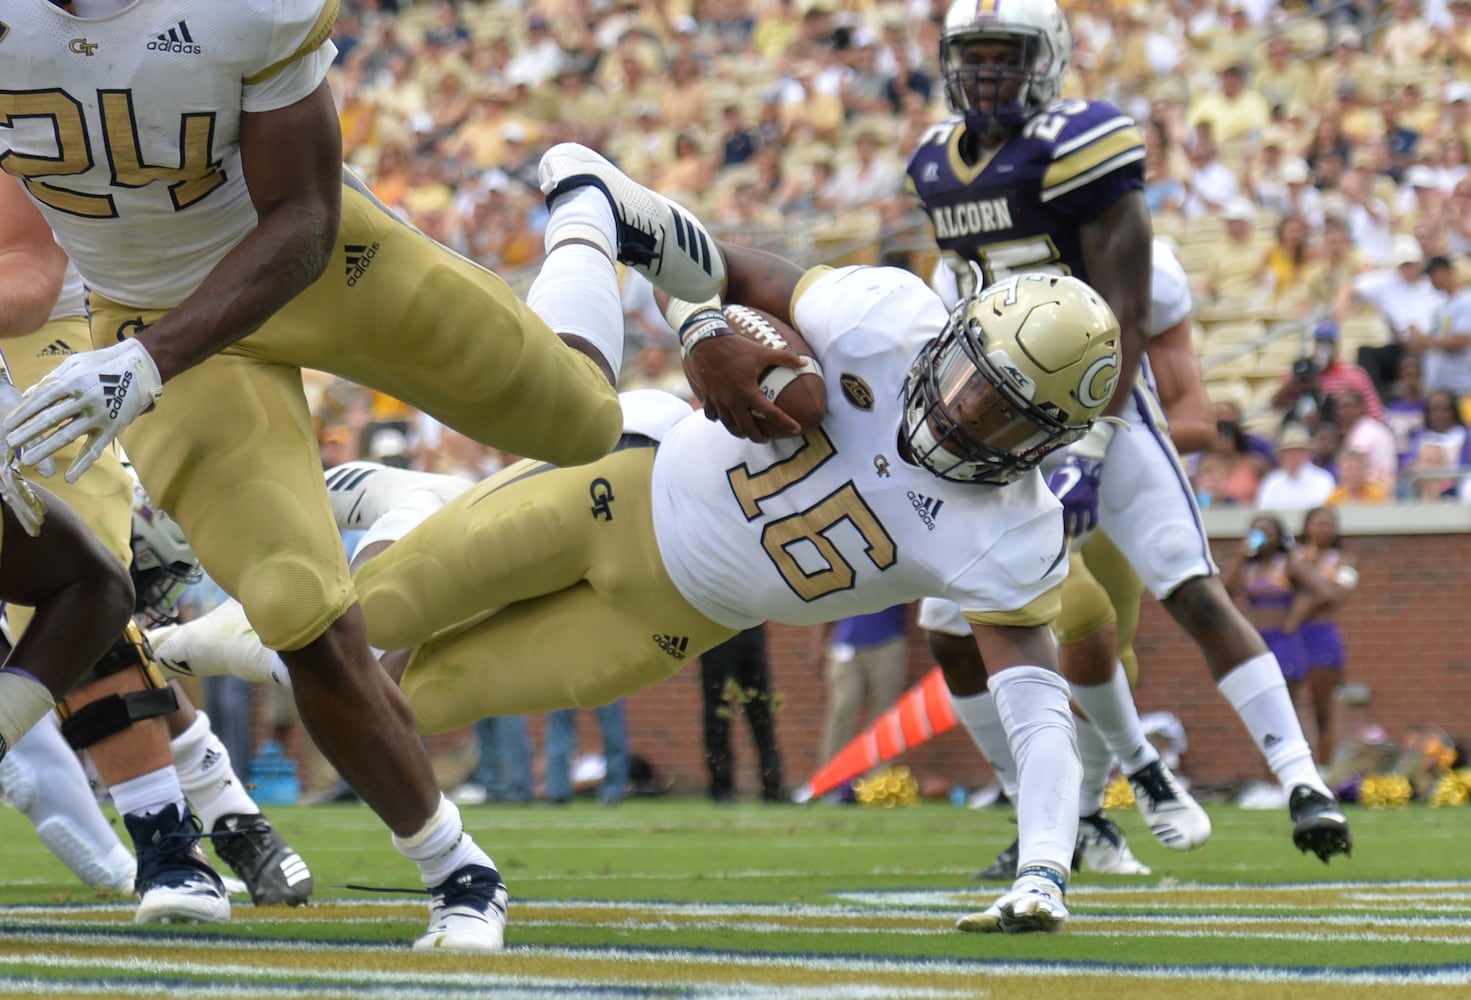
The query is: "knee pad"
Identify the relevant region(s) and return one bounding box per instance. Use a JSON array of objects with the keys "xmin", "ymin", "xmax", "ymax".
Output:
[{"xmin": 58, "ymin": 623, "xmax": 178, "ymax": 751}]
